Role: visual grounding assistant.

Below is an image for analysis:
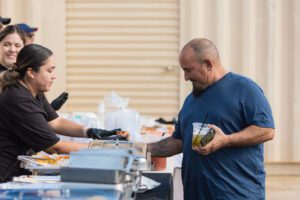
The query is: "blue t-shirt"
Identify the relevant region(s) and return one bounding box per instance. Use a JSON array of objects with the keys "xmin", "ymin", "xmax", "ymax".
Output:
[{"xmin": 173, "ymin": 72, "xmax": 274, "ymax": 200}]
